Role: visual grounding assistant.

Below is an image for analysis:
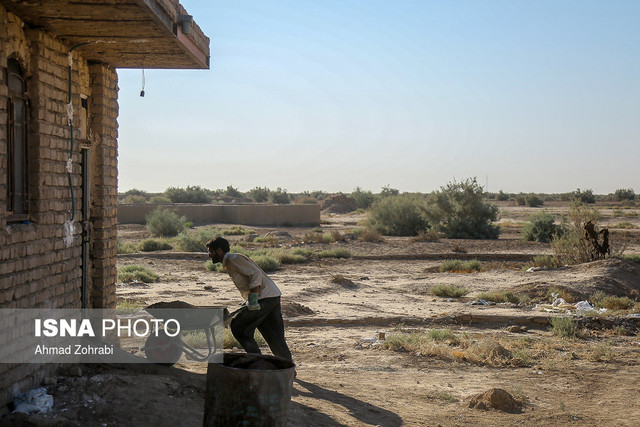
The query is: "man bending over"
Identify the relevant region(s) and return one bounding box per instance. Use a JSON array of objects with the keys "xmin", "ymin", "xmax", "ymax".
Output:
[{"xmin": 206, "ymin": 237, "xmax": 293, "ymax": 361}]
